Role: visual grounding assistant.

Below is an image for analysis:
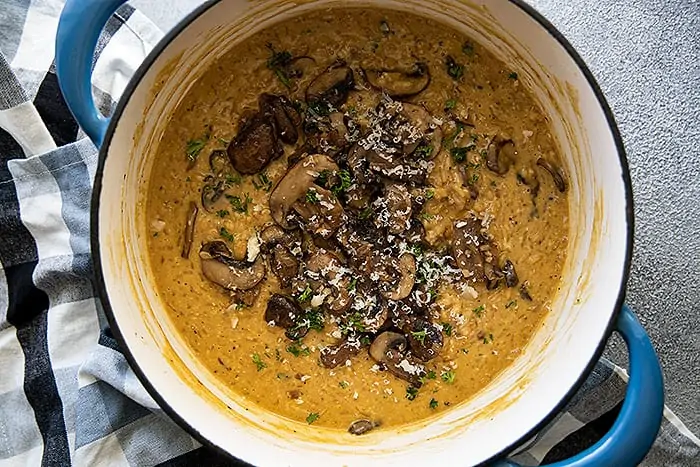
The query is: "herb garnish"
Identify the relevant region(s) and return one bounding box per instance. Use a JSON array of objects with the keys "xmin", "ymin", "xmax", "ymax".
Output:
[
  {"xmin": 506, "ymin": 300, "xmax": 518, "ymax": 309},
  {"xmin": 444, "ymin": 98, "xmax": 457, "ymax": 111},
  {"xmin": 219, "ymin": 227, "xmax": 235, "ymax": 242},
  {"xmin": 482, "ymin": 333, "xmax": 494, "ymax": 344},
  {"xmin": 462, "ymin": 41, "xmax": 474, "ymax": 55},
  {"xmin": 425, "ymin": 189, "xmax": 435, "ymax": 200},
  {"xmin": 441, "ymin": 370, "xmax": 456, "ymax": 384},
  {"xmin": 266, "ymin": 43, "xmax": 293, "ymax": 88},
  {"xmin": 441, "ymin": 322, "xmax": 453, "ymax": 336},
  {"xmin": 450, "ymin": 147, "xmax": 469, "ymax": 163},
  {"xmin": 297, "ymin": 285, "xmax": 313, "ymax": 302},
  {"xmin": 429, "ymin": 398, "xmax": 439, "ymax": 409},
  {"xmin": 252, "ymin": 353, "xmax": 267, "ymax": 371},
  {"xmin": 331, "ymin": 169, "xmax": 353, "ymax": 195},
  {"xmin": 252, "ymin": 172, "xmax": 272, "ymax": 192},
  {"xmin": 508, "ymin": 71, "xmax": 519, "ymax": 80},
  {"xmin": 411, "ymin": 329, "xmax": 428, "ymax": 344},
  {"xmin": 286, "ymin": 342, "xmax": 311, "ymax": 357},
  {"xmin": 306, "ymin": 188, "xmax": 319, "ymax": 204},
  {"xmin": 346, "ymin": 278, "xmax": 358, "ymax": 291},
  {"xmin": 359, "ymin": 207, "xmax": 373, "ymax": 219},
  {"xmin": 185, "ymin": 136, "xmax": 208, "ymax": 163},
  {"xmin": 446, "ymin": 55, "xmax": 464, "ymax": 80},
  {"xmin": 216, "ymin": 209, "xmax": 229, "ymax": 218},
  {"xmin": 306, "ymin": 412, "xmax": 320, "ymax": 424},
  {"xmin": 226, "ymin": 194, "xmax": 252, "ymax": 213},
  {"xmin": 339, "ymin": 381, "xmax": 349, "ymax": 389},
  {"xmin": 406, "ymin": 386, "xmax": 419, "ymax": 401},
  {"xmin": 473, "ymin": 304, "xmax": 486, "ymax": 318}
]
